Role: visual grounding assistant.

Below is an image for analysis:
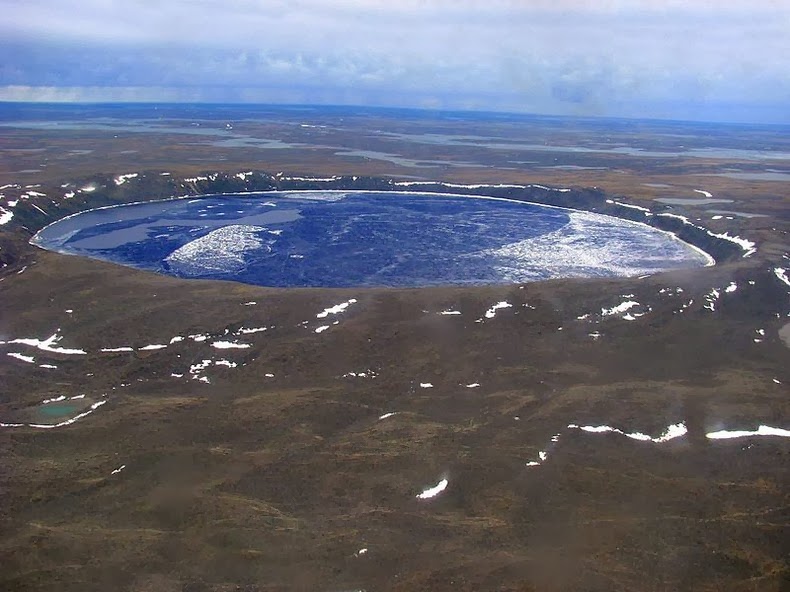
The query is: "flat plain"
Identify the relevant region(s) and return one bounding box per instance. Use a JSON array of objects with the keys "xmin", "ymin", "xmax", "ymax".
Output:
[{"xmin": 1, "ymin": 104, "xmax": 788, "ymax": 591}]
